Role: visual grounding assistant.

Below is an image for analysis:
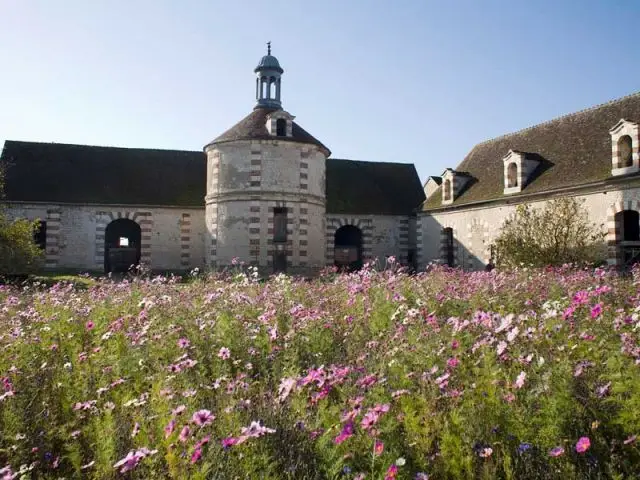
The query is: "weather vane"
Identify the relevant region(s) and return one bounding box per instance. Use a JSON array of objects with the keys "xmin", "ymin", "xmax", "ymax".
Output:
[{"xmin": 267, "ymin": 41, "xmax": 271, "ymax": 55}]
